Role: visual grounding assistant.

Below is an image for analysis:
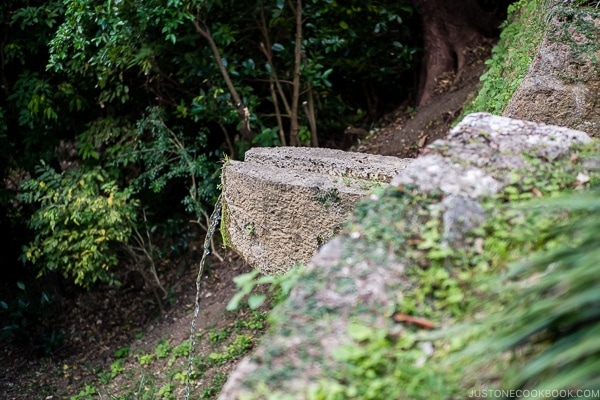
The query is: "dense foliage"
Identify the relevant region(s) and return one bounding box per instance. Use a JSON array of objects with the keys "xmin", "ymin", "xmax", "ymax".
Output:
[
  {"xmin": 19, "ymin": 163, "xmax": 138, "ymax": 288},
  {"xmin": 1, "ymin": 0, "xmax": 418, "ymax": 287},
  {"xmin": 479, "ymin": 189, "xmax": 600, "ymax": 396}
]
